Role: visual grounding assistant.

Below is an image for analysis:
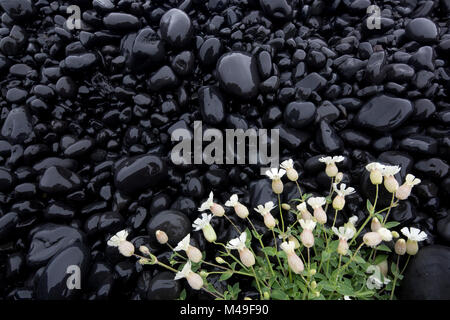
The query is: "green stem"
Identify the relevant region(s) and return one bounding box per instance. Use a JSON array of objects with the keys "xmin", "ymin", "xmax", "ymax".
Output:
[
  {"xmin": 251, "ymin": 266, "xmax": 263, "ymax": 299},
  {"xmin": 340, "ymin": 243, "xmax": 364, "ymax": 273},
  {"xmin": 272, "ymin": 229, "xmax": 286, "ymax": 275},
  {"xmin": 224, "ymin": 213, "xmax": 241, "ymax": 234},
  {"xmin": 278, "ymin": 194, "xmax": 285, "ymax": 234},
  {"xmin": 390, "ymin": 255, "xmax": 400, "ymax": 300},
  {"xmin": 332, "ymin": 209, "xmax": 339, "ymax": 228},
  {"xmin": 247, "ymin": 217, "xmax": 276, "ymax": 277},
  {"xmin": 295, "ymin": 180, "xmax": 303, "ymax": 199},
  {"xmin": 400, "ymin": 255, "xmax": 411, "ymax": 274},
  {"xmin": 382, "ymin": 193, "xmax": 395, "ymax": 224}
]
